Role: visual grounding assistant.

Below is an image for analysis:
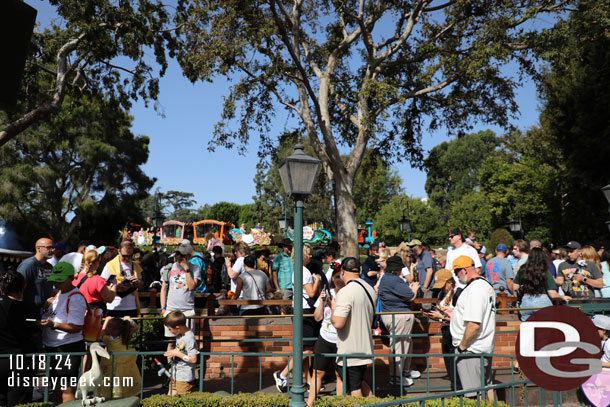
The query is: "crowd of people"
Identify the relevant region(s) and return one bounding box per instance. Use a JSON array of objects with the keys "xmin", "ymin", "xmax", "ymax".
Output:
[{"xmin": 1, "ymin": 228, "xmax": 610, "ymax": 406}]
